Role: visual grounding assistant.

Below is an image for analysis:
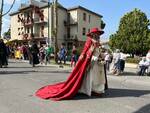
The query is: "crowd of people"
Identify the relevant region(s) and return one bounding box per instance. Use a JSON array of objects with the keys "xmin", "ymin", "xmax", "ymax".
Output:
[
  {"xmin": 107, "ymin": 49, "xmax": 150, "ymax": 76},
  {"xmin": 1, "ymin": 38, "xmax": 150, "ymax": 77},
  {"xmin": 0, "ymin": 40, "xmax": 53, "ymax": 67},
  {"xmin": 0, "ymin": 39, "xmax": 79, "ymax": 68}
]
